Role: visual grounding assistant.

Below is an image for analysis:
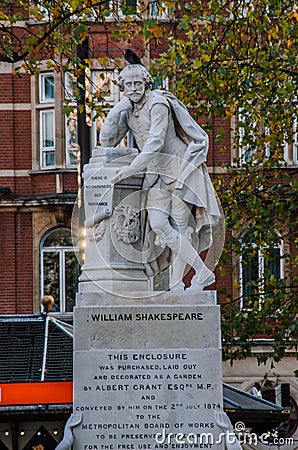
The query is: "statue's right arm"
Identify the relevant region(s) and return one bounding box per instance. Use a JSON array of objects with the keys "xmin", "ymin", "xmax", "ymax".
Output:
[{"xmin": 100, "ymin": 98, "xmax": 131, "ymax": 147}]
